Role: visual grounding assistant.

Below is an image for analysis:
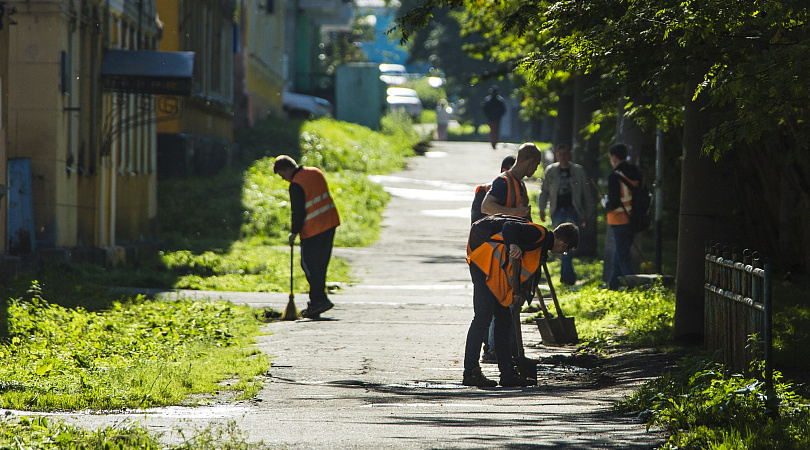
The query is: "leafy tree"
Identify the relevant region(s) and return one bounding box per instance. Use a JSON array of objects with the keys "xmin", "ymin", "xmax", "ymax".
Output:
[
  {"xmin": 396, "ymin": 0, "xmax": 514, "ymax": 126},
  {"xmin": 395, "ymin": 0, "xmax": 810, "ymax": 340}
]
